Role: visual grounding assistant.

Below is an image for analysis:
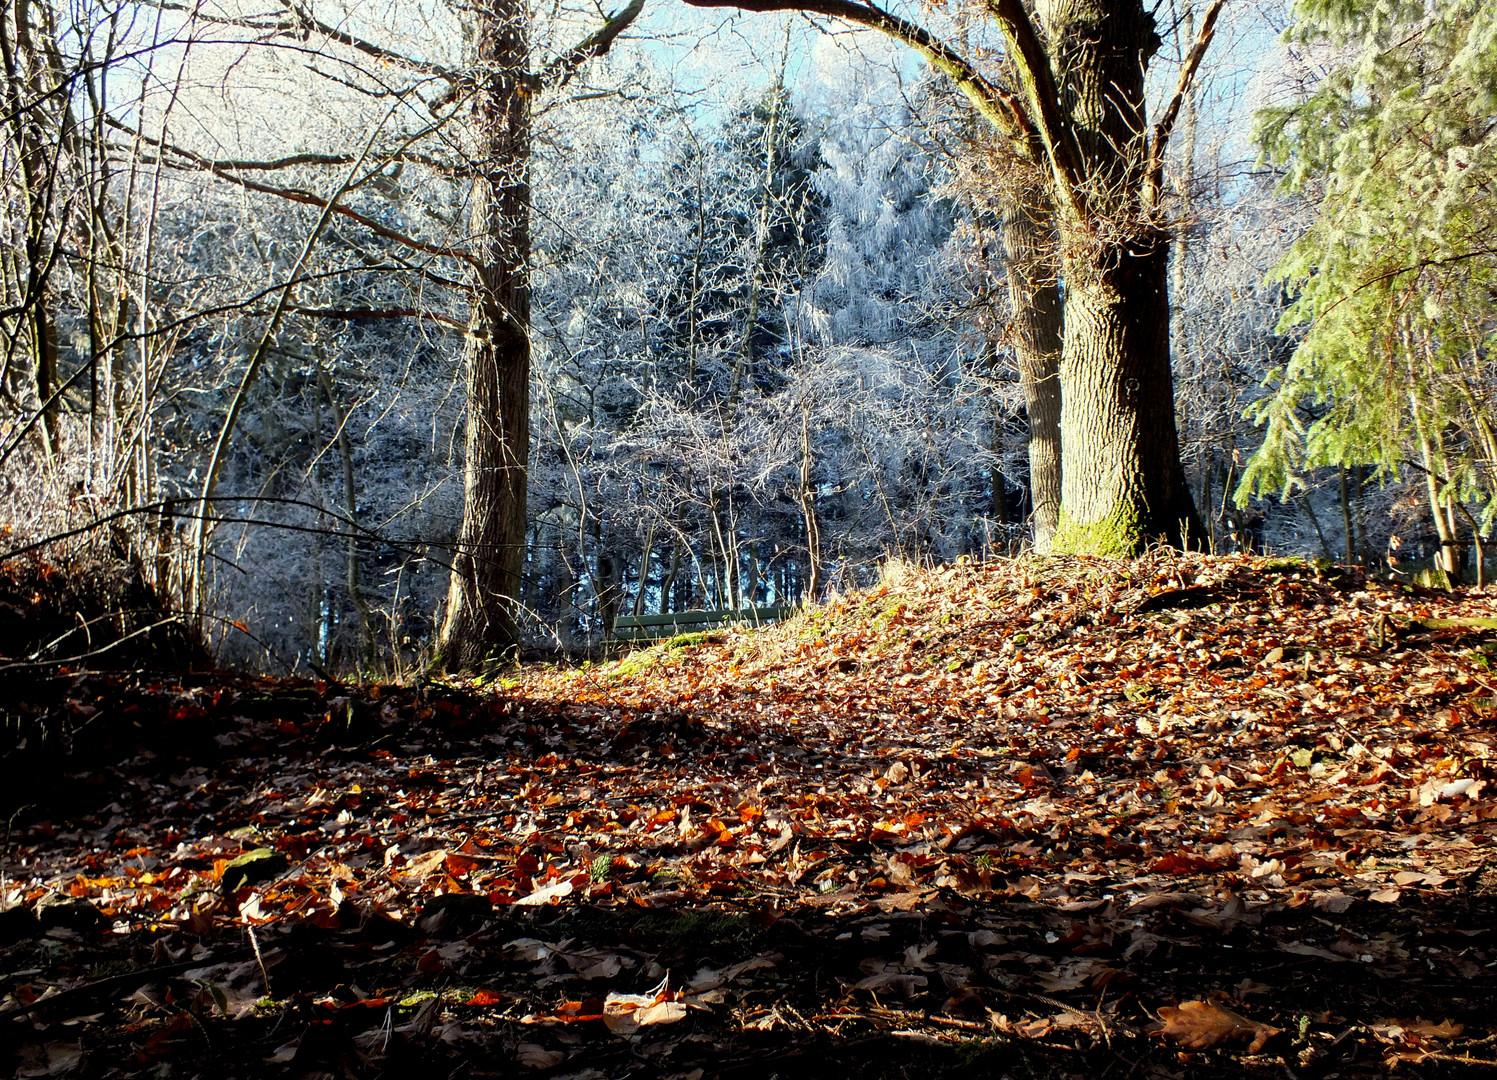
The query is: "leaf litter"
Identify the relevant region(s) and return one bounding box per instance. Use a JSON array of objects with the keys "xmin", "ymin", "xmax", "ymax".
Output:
[{"xmin": 1, "ymin": 551, "xmax": 1495, "ymax": 1077}]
